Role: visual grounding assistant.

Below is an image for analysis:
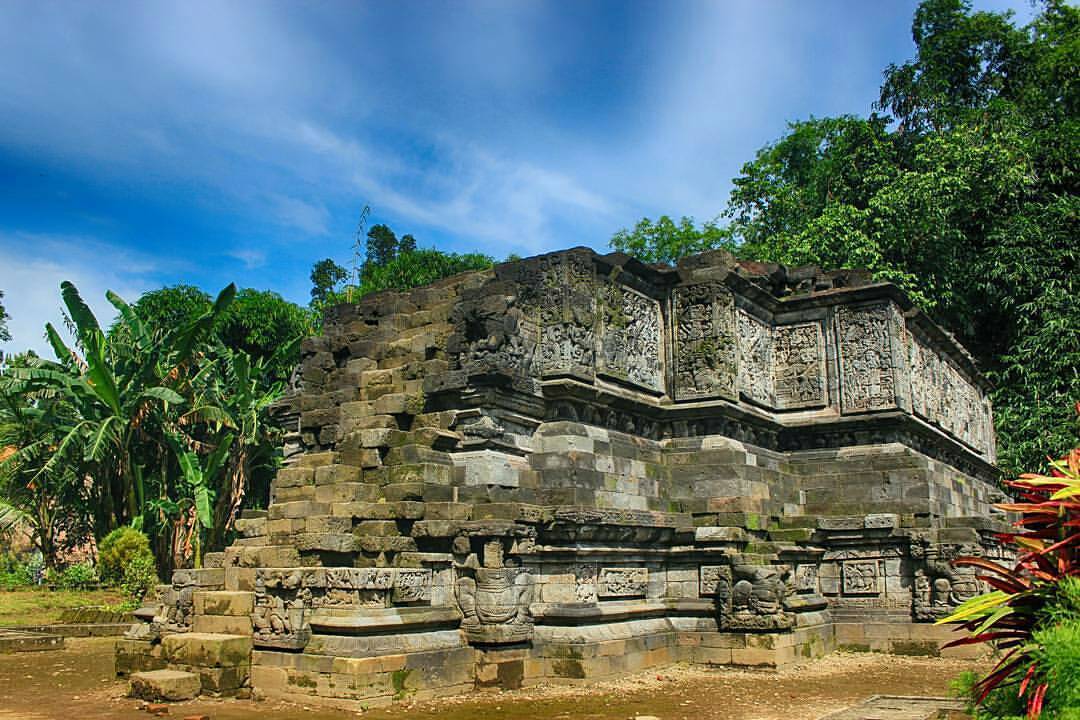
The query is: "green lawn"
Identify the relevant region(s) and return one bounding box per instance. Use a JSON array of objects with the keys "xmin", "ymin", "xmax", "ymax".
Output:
[{"xmin": 0, "ymin": 588, "xmax": 127, "ymax": 626}]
